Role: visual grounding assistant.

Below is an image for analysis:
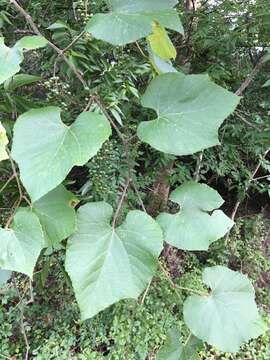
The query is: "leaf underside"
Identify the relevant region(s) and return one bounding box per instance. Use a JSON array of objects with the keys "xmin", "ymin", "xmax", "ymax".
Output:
[
  {"xmin": 137, "ymin": 73, "xmax": 240, "ymax": 156},
  {"xmin": 183, "ymin": 266, "xmax": 265, "ymax": 353},
  {"xmin": 65, "ymin": 202, "xmax": 163, "ymax": 320},
  {"xmin": 158, "ymin": 182, "xmax": 234, "ymax": 251}
]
